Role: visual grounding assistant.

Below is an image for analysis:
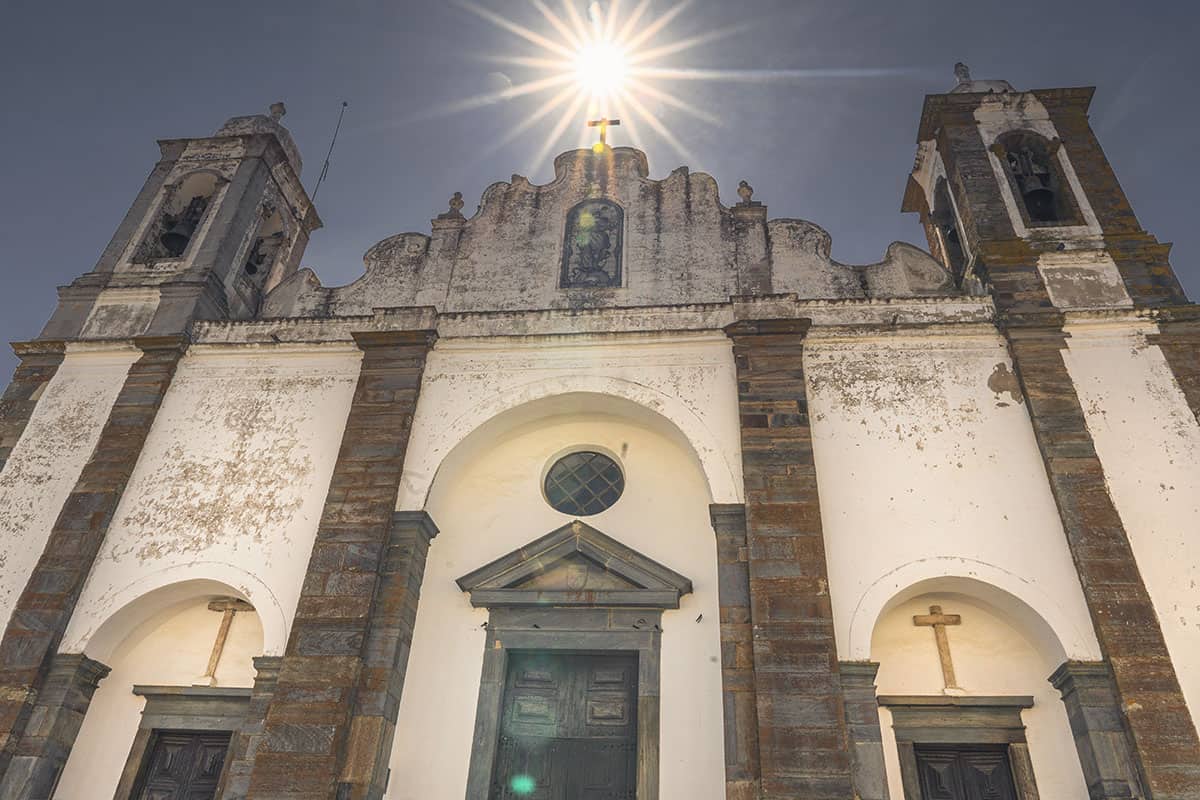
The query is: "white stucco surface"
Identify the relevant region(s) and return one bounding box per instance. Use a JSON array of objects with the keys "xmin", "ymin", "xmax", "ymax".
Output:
[
  {"xmin": 873, "ymin": 592, "xmax": 1090, "ymax": 799},
  {"xmin": 805, "ymin": 330, "xmax": 1101, "ymax": 662},
  {"xmin": 55, "ymin": 593, "xmax": 263, "ymax": 800},
  {"xmin": 396, "ymin": 332, "xmax": 743, "ymax": 509},
  {"xmin": 0, "ymin": 347, "xmax": 137, "ymax": 632},
  {"xmin": 1064, "ymin": 321, "xmax": 1200, "ymax": 721},
  {"xmin": 60, "ymin": 345, "xmax": 361, "ymax": 657},
  {"xmin": 386, "ymin": 407, "xmax": 727, "ymax": 799}
]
